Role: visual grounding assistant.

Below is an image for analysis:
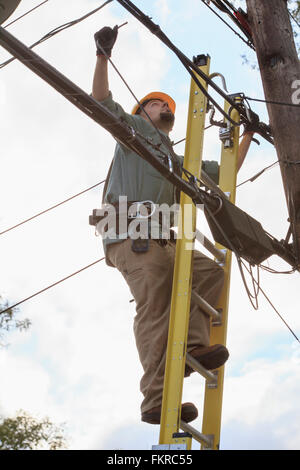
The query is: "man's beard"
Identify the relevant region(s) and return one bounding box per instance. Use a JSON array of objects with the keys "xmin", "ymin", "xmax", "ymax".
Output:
[{"xmin": 160, "ymin": 111, "xmax": 175, "ymax": 125}]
